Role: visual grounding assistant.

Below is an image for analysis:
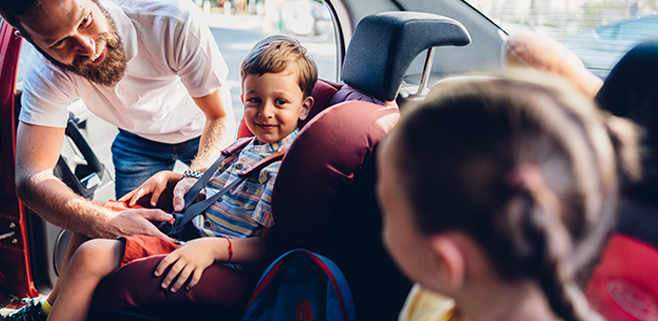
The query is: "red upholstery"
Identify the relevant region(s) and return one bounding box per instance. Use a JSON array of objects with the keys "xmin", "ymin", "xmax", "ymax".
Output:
[
  {"xmin": 272, "ymin": 100, "xmax": 399, "ymax": 249},
  {"xmin": 298, "ymin": 78, "xmax": 342, "ymax": 128},
  {"xmin": 585, "ymin": 233, "xmax": 658, "ymax": 321},
  {"xmin": 89, "ymin": 255, "xmax": 260, "ymax": 321},
  {"xmin": 271, "ymin": 100, "xmax": 408, "ymax": 321}
]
